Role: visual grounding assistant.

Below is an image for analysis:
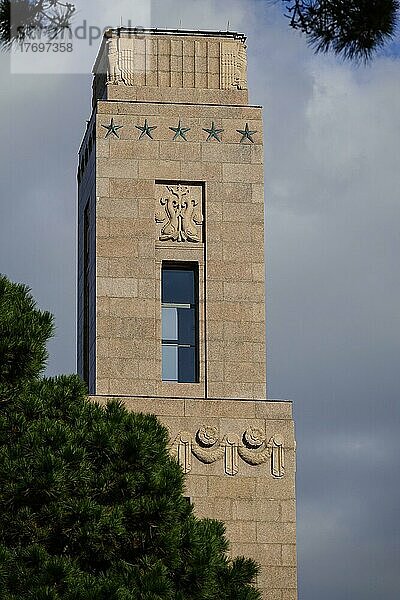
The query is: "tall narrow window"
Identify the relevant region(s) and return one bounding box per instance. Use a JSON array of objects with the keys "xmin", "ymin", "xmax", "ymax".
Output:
[
  {"xmin": 162, "ymin": 264, "xmax": 198, "ymax": 383},
  {"xmin": 83, "ymin": 201, "xmax": 90, "ymax": 386}
]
